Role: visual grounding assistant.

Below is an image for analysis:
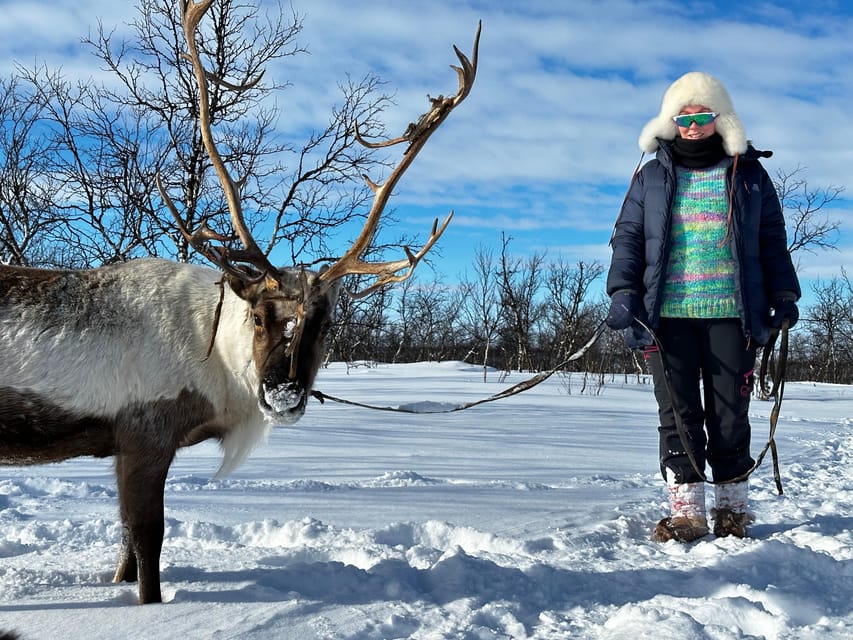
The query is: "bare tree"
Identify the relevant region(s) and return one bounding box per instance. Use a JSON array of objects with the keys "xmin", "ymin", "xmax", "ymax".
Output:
[
  {"xmin": 327, "ymin": 291, "xmax": 362, "ymax": 363},
  {"xmin": 542, "ymin": 258, "xmax": 604, "ymax": 368},
  {"xmin": 5, "ymin": 0, "xmax": 392, "ymax": 268},
  {"xmin": 101, "ymin": 0, "xmax": 395, "ymax": 263},
  {"xmin": 409, "ymin": 281, "xmax": 458, "ymax": 361},
  {"xmin": 798, "ymin": 272, "xmax": 853, "ymax": 384},
  {"xmin": 13, "ymin": 65, "xmax": 160, "ymax": 266},
  {"xmin": 774, "ymin": 165, "xmax": 843, "ymax": 260},
  {"xmin": 759, "ymin": 166, "xmax": 846, "ymax": 386},
  {"xmin": 389, "ymin": 278, "xmax": 413, "ymax": 363},
  {"xmin": 387, "ymin": 278, "xmax": 451, "ymax": 362},
  {"xmin": 326, "ymin": 279, "xmax": 395, "ymax": 366},
  {"xmin": 458, "ymin": 245, "xmax": 502, "ymax": 380},
  {"xmin": 498, "ymin": 233, "xmax": 545, "ymax": 372},
  {"xmin": 0, "ymin": 76, "xmax": 68, "ymax": 266}
]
